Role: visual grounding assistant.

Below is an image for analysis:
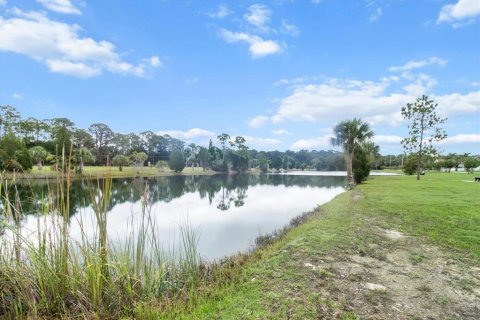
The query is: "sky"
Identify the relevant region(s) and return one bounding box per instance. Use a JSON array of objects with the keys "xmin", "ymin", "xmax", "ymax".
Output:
[{"xmin": 0, "ymin": 0, "xmax": 479, "ymax": 154}]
